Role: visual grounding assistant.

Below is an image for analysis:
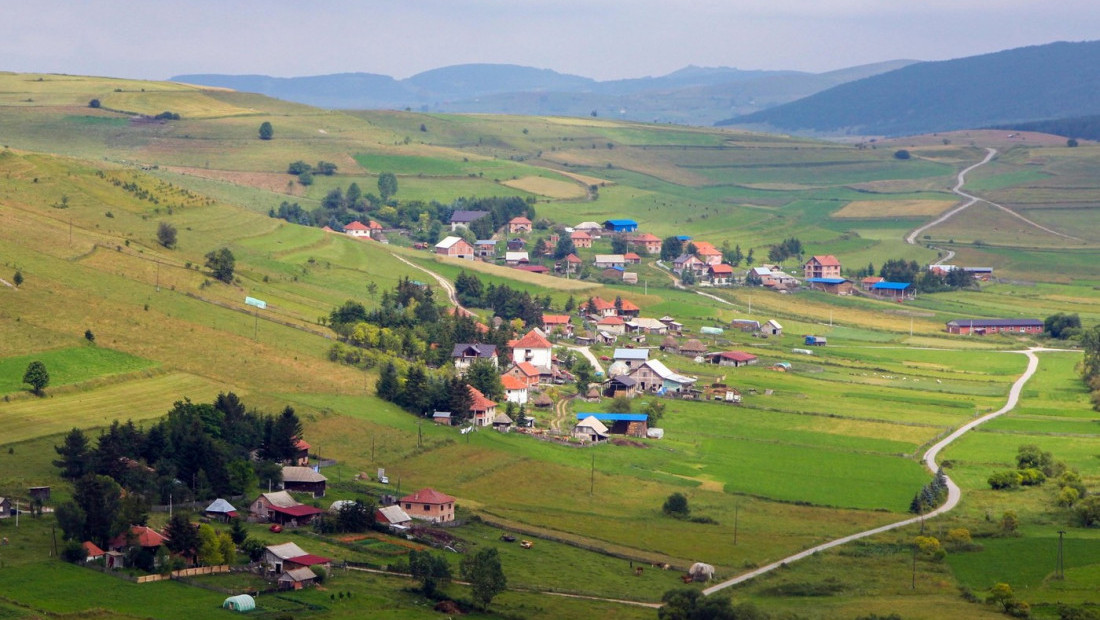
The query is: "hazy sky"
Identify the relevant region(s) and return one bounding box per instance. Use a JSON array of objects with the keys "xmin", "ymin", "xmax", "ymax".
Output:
[{"xmin": 3, "ymin": 1, "xmax": 1099, "ymax": 80}]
